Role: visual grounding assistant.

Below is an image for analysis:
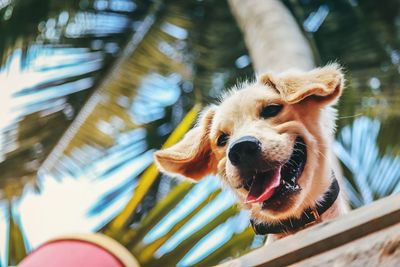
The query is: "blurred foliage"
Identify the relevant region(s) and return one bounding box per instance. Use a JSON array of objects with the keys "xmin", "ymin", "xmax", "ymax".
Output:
[
  {"xmin": 104, "ymin": 105, "xmax": 200, "ymax": 234},
  {"xmin": 335, "ymin": 117, "xmax": 400, "ymax": 208},
  {"xmin": 6, "ymin": 203, "xmax": 27, "ymax": 265},
  {"xmin": 0, "ymin": 0, "xmax": 399, "ymax": 266},
  {"xmin": 0, "ymin": 0, "xmax": 154, "ymax": 197},
  {"xmin": 192, "ymin": 227, "xmax": 255, "ymax": 267}
]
